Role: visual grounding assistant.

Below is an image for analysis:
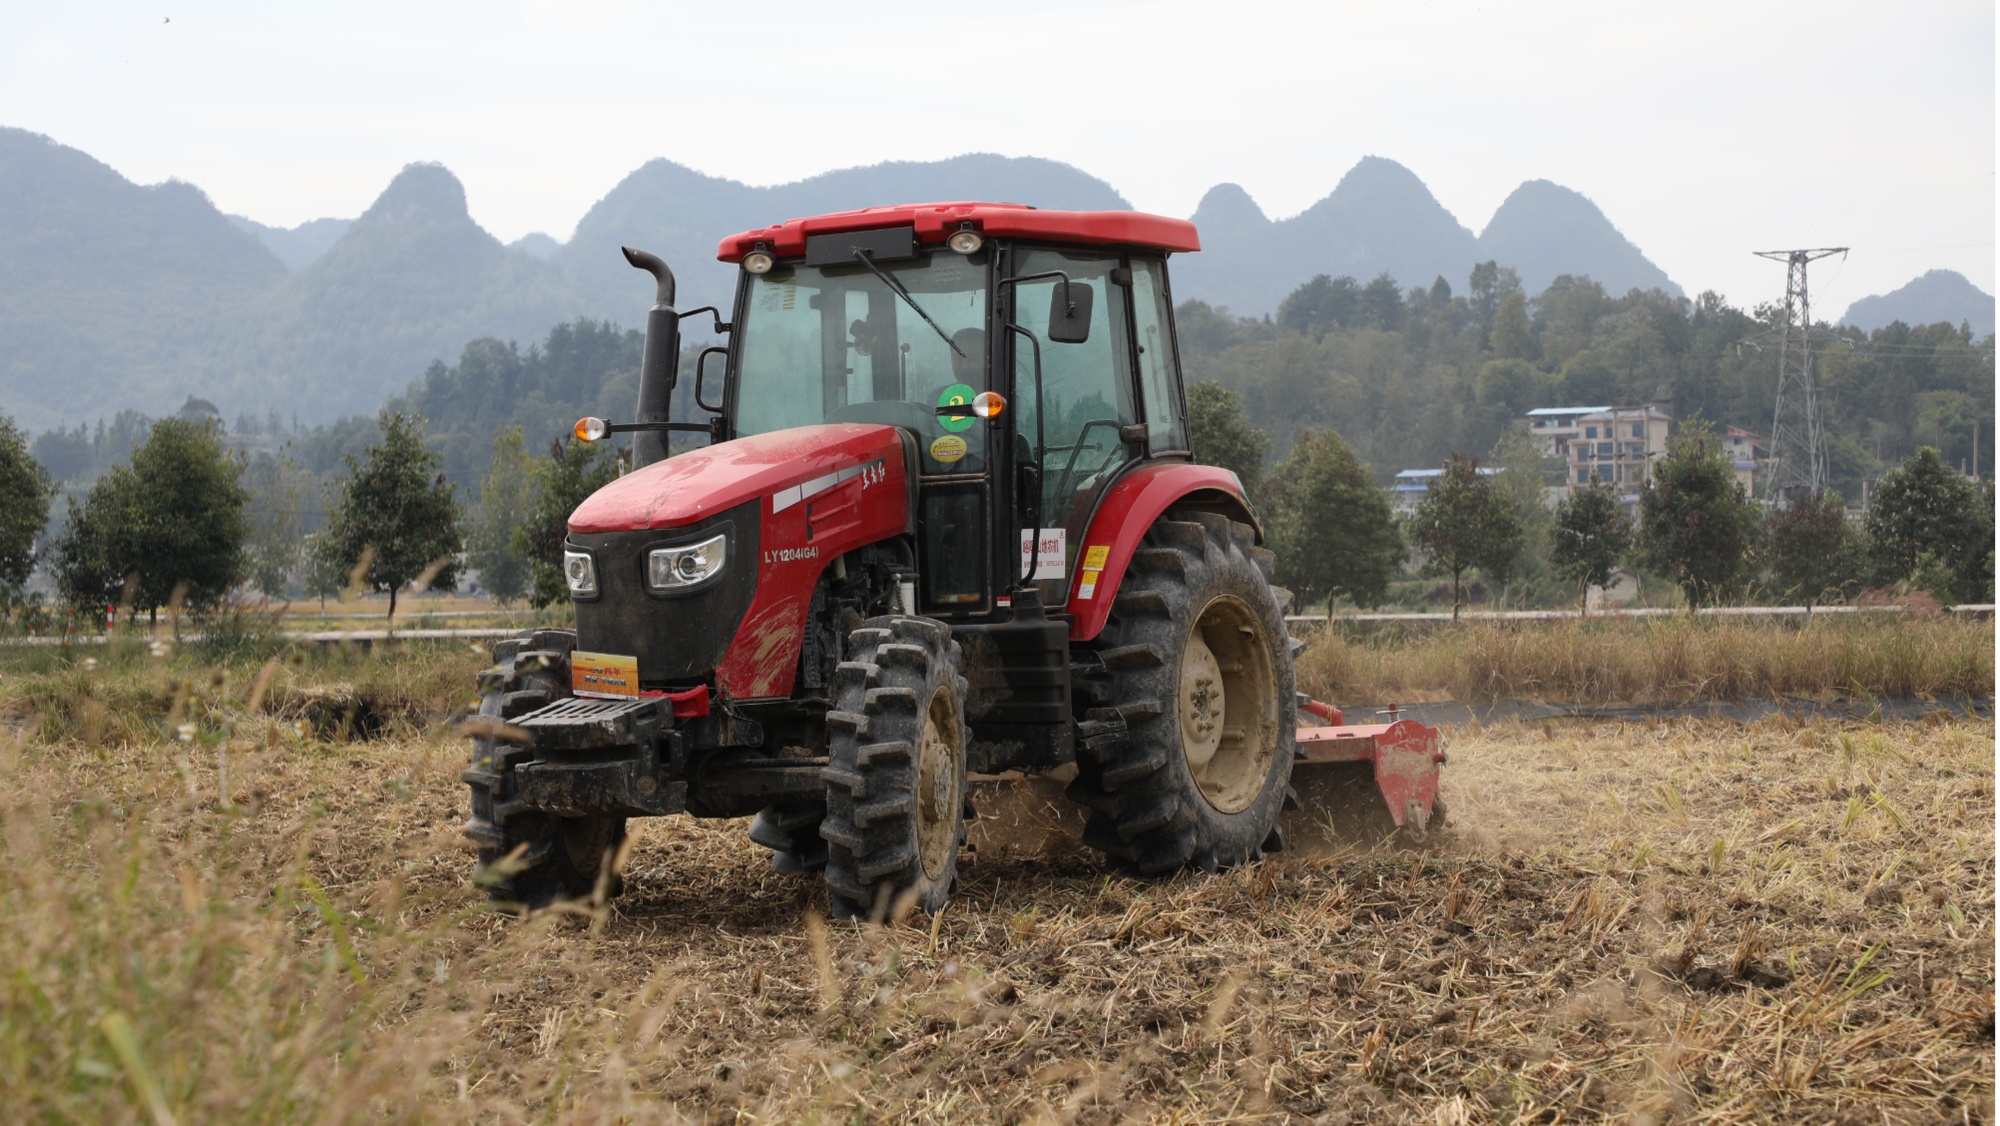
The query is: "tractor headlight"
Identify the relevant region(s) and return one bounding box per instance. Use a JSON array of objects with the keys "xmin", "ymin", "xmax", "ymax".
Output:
[
  {"xmin": 563, "ymin": 550, "xmax": 598, "ymax": 598},
  {"xmin": 648, "ymin": 533, "xmax": 727, "ymax": 591},
  {"xmin": 742, "ymin": 249, "xmax": 775, "ymax": 275}
]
